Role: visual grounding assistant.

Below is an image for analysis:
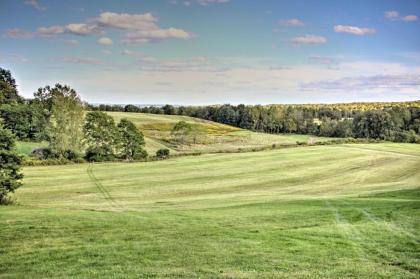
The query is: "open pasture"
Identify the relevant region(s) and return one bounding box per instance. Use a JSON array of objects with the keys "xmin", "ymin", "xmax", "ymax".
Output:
[{"xmin": 1, "ymin": 143, "xmax": 419, "ymax": 278}]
